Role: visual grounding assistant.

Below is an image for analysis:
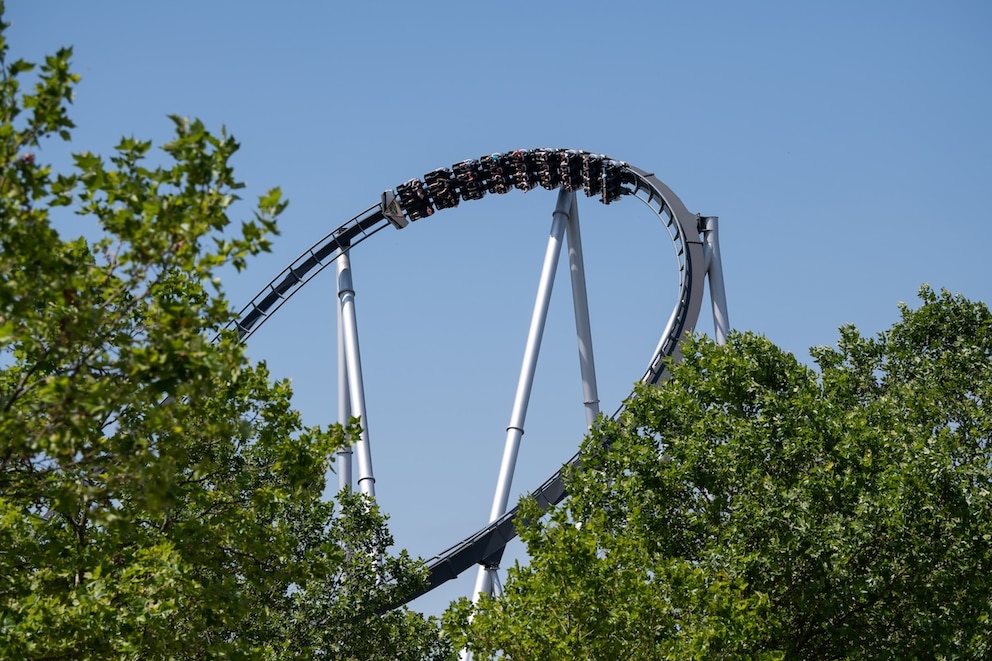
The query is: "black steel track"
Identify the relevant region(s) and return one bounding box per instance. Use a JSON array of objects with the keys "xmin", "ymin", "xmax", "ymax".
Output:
[{"xmin": 227, "ymin": 149, "xmax": 707, "ymax": 607}]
